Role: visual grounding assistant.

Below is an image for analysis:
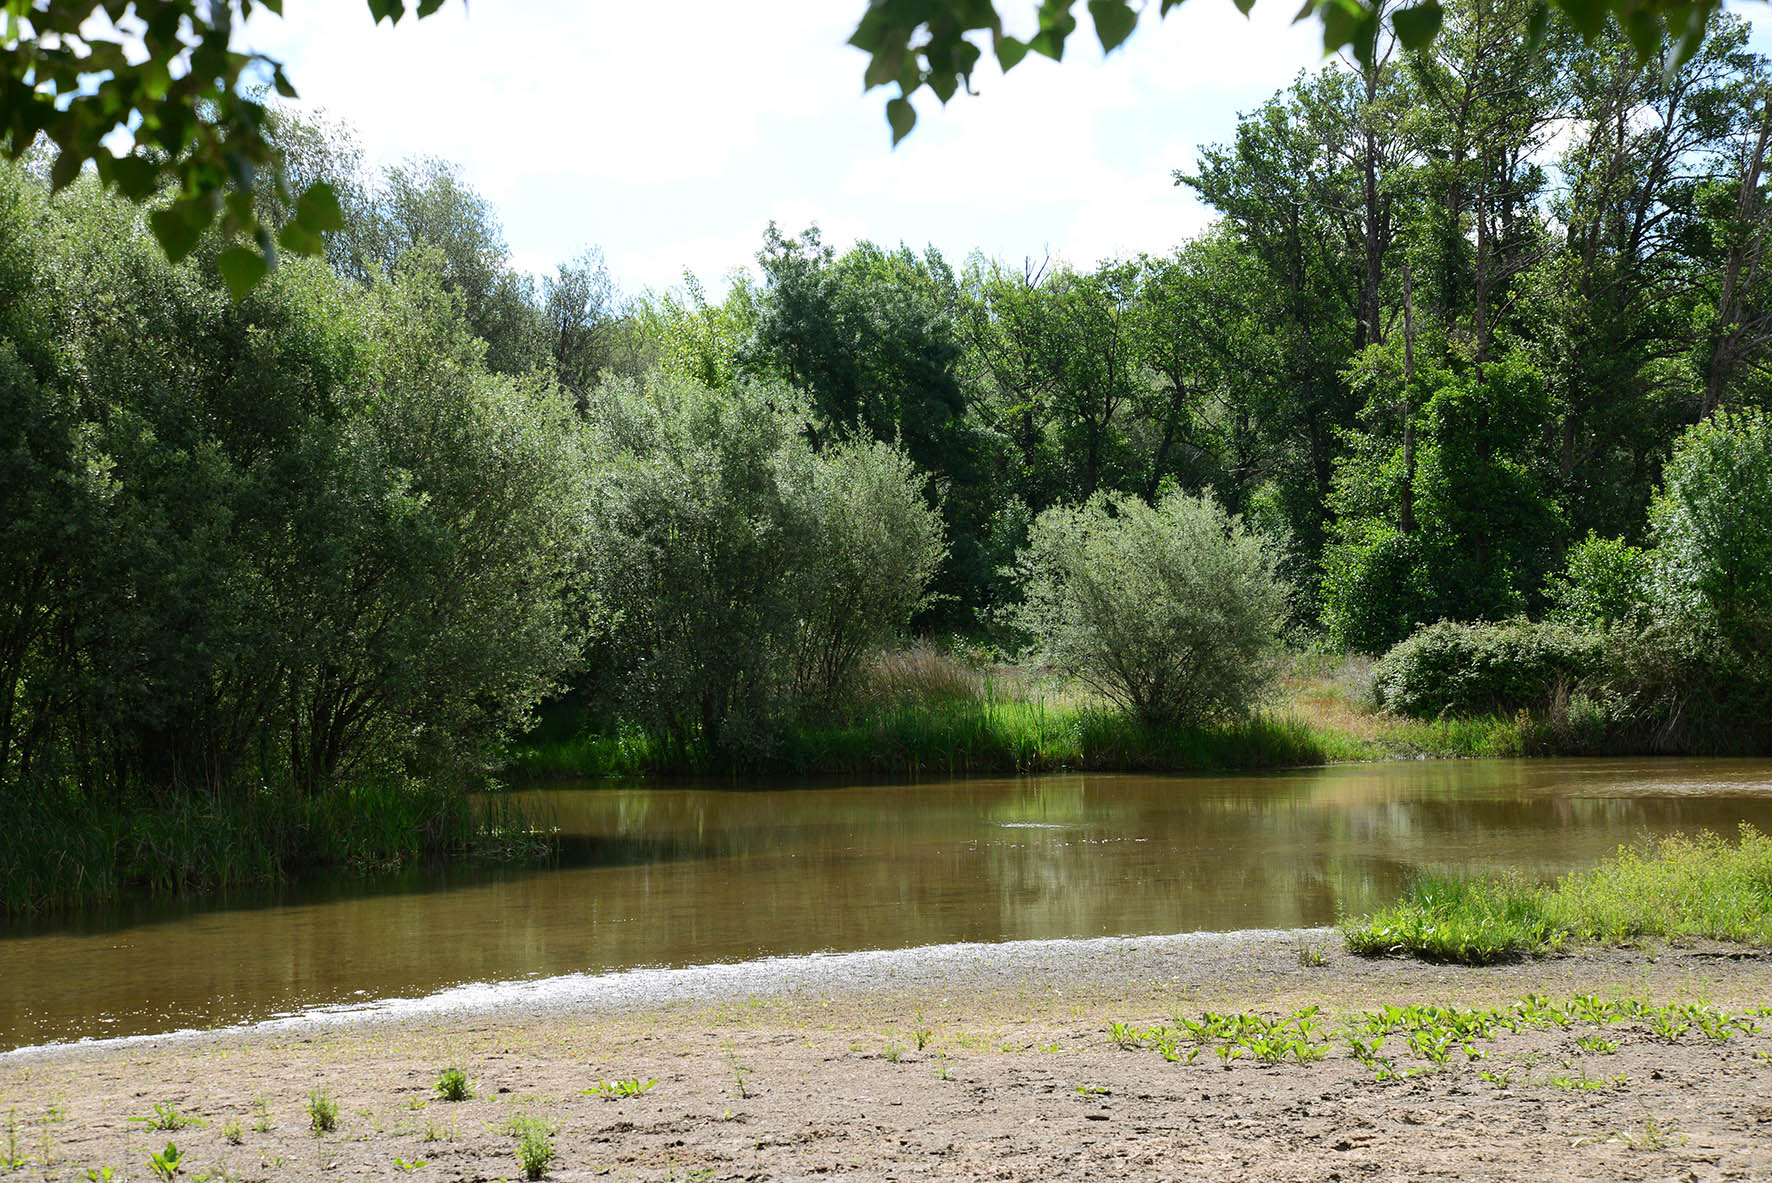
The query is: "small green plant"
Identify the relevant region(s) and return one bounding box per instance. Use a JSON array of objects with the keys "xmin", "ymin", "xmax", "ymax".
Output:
[
  {"xmin": 933, "ymin": 1054, "xmax": 952, "ymax": 1081},
  {"xmin": 1575, "ymin": 1034, "xmax": 1618, "ymax": 1055},
  {"xmin": 222, "ymin": 1118, "xmax": 244, "ymax": 1146},
  {"xmin": 1106, "ymin": 1021, "xmax": 1144, "ymax": 1050},
  {"xmin": 913, "ymin": 1012, "xmax": 933, "ymax": 1051},
  {"xmin": 1, "ymin": 1109, "xmax": 20, "ymax": 1171},
  {"xmin": 306, "ymin": 1089, "xmax": 338, "ymax": 1134},
  {"xmin": 82, "ymin": 1169, "xmax": 116, "ymax": 1182},
  {"xmin": 582, "ymin": 1078, "xmax": 656, "ymax": 1098},
  {"xmin": 249, "ymin": 1097, "xmax": 272, "ymax": 1134},
  {"xmin": 393, "ymin": 1157, "xmax": 427, "ymax": 1172},
  {"xmin": 723, "ymin": 1044, "xmax": 753, "ymax": 1100},
  {"xmin": 147, "ymin": 1142, "xmax": 184, "ymax": 1182},
  {"xmin": 1297, "ymin": 942, "xmax": 1329, "ymax": 968},
  {"xmin": 882, "ymin": 1042, "xmax": 904, "ymax": 1063},
  {"xmin": 1075, "ymin": 1085, "xmax": 1110, "ymax": 1096},
  {"xmin": 1622, "ymin": 1114, "xmax": 1684, "ymax": 1151},
  {"xmin": 1479, "ymin": 1066, "xmax": 1515, "ymax": 1089},
  {"xmin": 434, "ymin": 1067, "xmax": 472, "ymax": 1102},
  {"xmin": 510, "ymin": 1114, "xmax": 556, "ymax": 1181},
  {"xmin": 133, "ymin": 1103, "xmax": 196, "ymax": 1133},
  {"xmin": 1646, "ymin": 1009, "xmax": 1690, "ymax": 1042}
]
